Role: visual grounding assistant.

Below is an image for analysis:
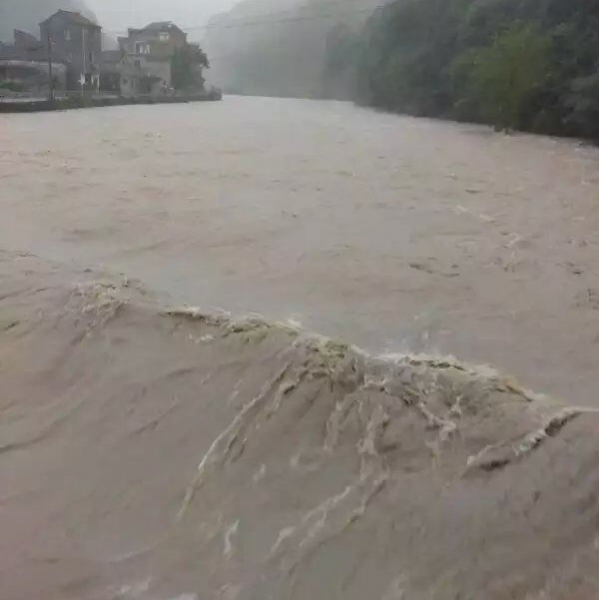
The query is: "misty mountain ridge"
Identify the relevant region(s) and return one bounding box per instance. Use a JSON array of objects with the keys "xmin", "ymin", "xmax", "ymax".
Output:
[
  {"xmin": 203, "ymin": 0, "xmax": 382, "ymax": 98},
  {"xmin": 0, "ymin": 0, "xmax": 97, "ymax": 43}
]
